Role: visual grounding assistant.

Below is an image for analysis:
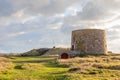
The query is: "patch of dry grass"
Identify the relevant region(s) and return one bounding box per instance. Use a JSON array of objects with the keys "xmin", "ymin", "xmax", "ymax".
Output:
[
  {"xmin": 57, "ymin": 55, "xmax": 120, "ymax": 74},
  {"xmin": 0, "ymin": 57, "xmax": 13, "ymax": 71}
]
